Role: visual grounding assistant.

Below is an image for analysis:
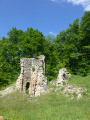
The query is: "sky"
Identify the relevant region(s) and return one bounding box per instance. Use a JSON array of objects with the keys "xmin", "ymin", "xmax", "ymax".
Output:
[{"xmin": 0, "ymin": 0, "xmax": 90, "ymax": 39}]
